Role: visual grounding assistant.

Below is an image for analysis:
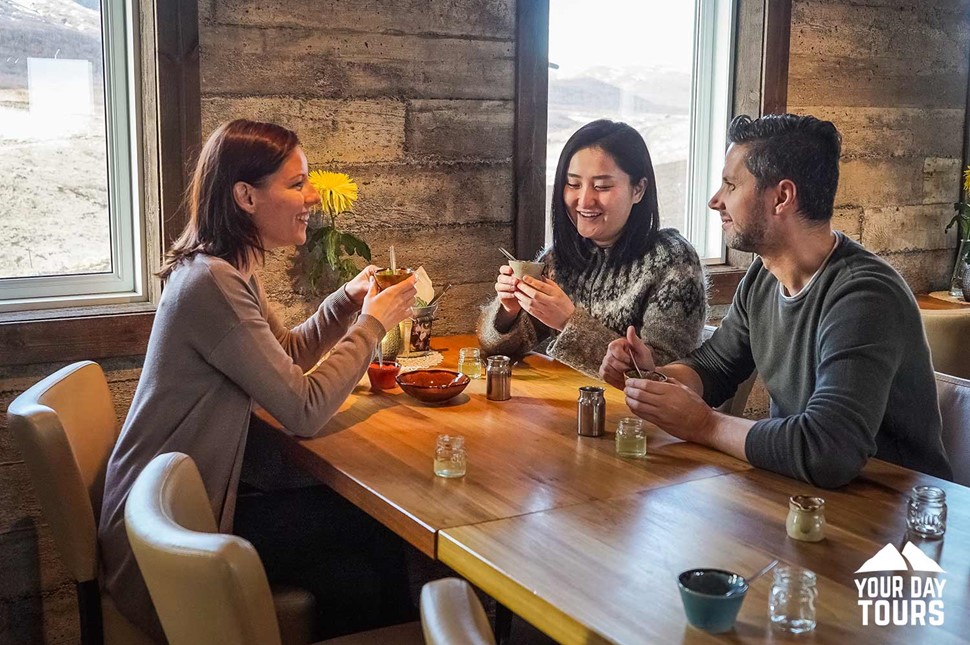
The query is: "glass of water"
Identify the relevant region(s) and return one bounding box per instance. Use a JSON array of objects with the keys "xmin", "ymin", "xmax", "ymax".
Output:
[{"xmin": 434, "ymin": 434, "xmax": 466, "ymax": 478}]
